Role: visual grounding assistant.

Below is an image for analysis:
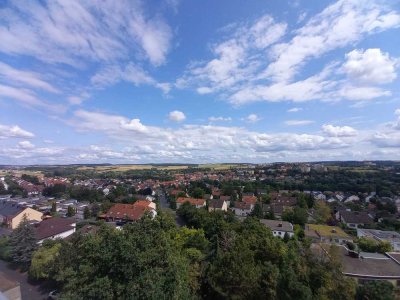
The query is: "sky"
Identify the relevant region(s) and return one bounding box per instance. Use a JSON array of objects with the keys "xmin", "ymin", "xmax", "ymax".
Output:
[{"xmin": 0, "ymin": 0, "xmax": 400, "ymax": 165}]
